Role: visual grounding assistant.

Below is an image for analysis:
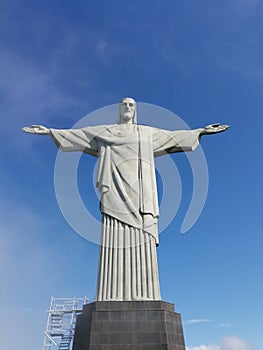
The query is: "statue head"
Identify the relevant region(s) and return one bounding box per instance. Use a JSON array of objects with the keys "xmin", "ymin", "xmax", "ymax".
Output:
[{"xmin": 118, "ymin": 97, "xmax": 137, "ymax": 124}]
